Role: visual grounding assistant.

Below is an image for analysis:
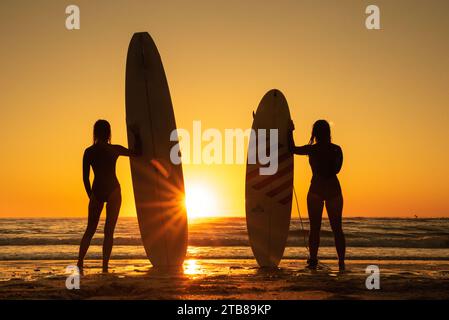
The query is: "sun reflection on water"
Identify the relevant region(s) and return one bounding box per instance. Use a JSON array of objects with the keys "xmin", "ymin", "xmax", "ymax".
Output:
[{"xmin": 183, "ymin": 259, "xmax": 202, "ymax": 277}]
